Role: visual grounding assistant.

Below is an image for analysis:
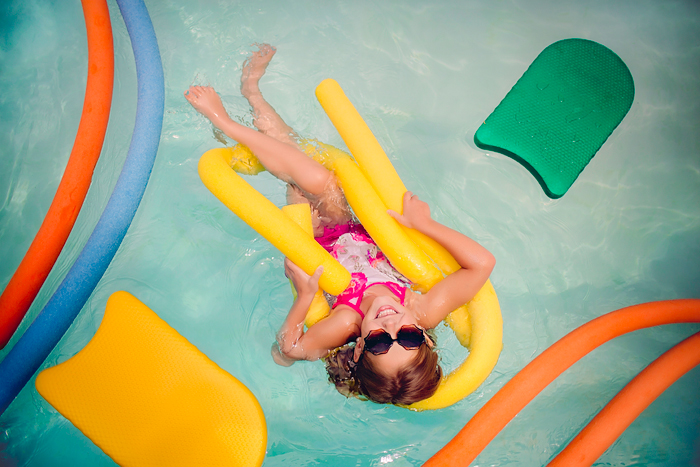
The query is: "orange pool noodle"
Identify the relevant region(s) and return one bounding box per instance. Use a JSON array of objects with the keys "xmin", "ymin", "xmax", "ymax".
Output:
[
  {"xmin": 424, "ymin": 299, "xmax": 700, "ymax": 466},
  {"xmin": 0, "ymin": 0, "xmax": 114, "ymax": 348},
  {"xmin": 548, "ymin": 331, "xmax": 700, "ymax": 467}
]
